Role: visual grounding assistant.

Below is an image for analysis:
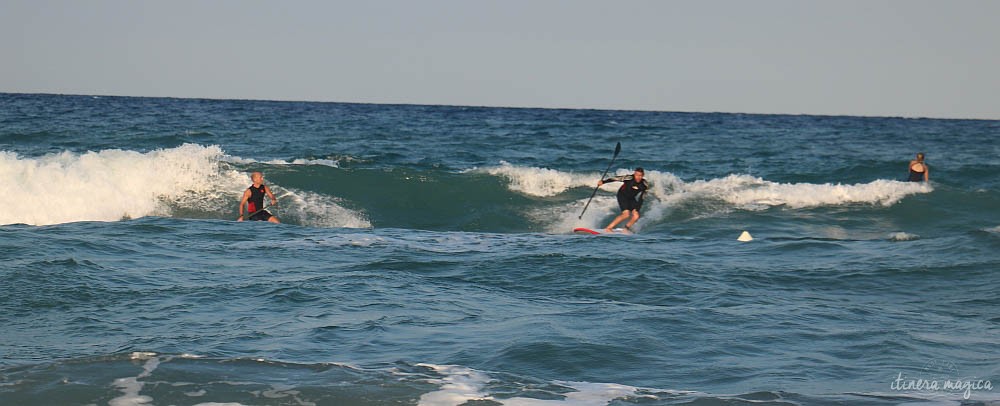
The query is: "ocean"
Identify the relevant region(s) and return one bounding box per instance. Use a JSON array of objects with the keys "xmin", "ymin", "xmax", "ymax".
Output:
[{"xmin": 1, "ymin": 93, "xmax": 997, "ymax": 405}]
